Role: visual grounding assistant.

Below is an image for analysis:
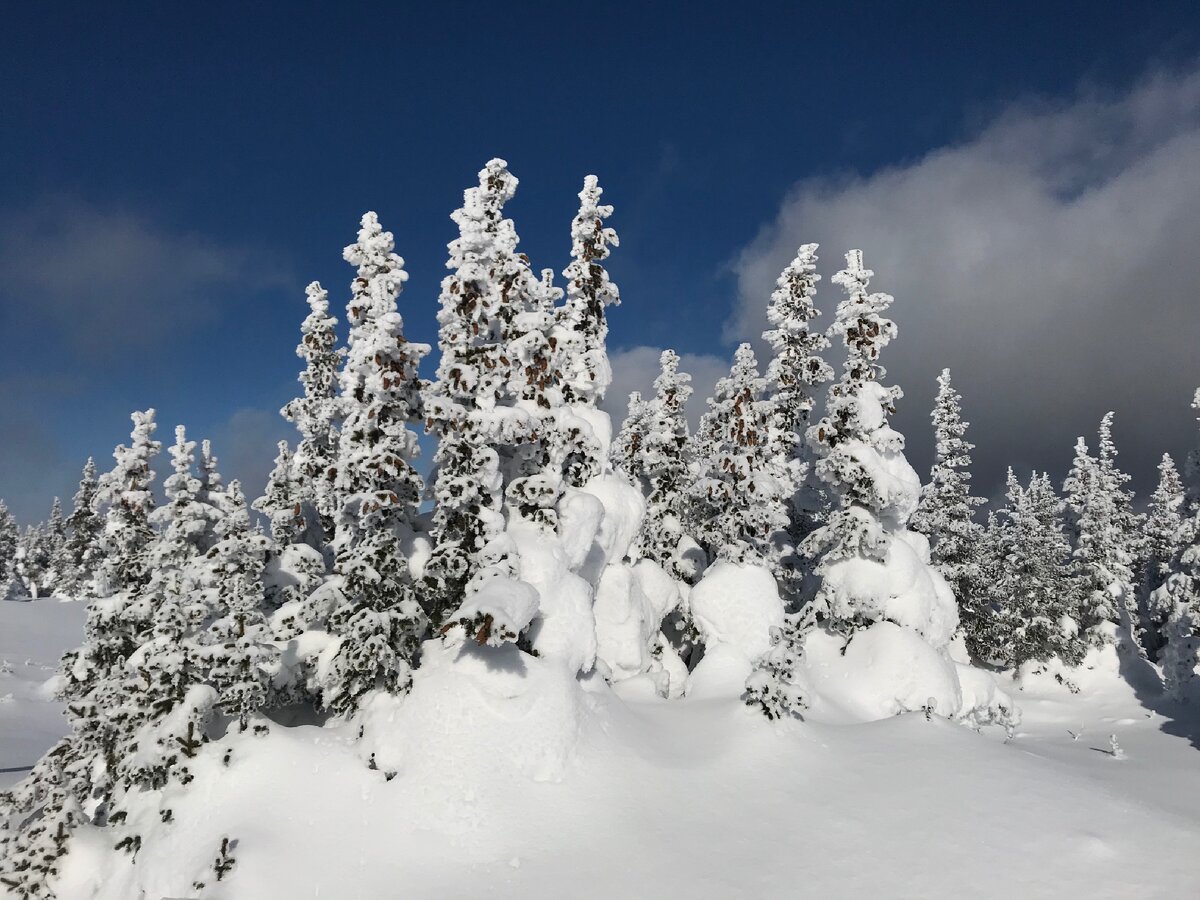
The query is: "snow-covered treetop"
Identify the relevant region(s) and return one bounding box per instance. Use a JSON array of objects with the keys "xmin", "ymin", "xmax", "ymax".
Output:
[
  {"xmin": 827, "ymin": 249, "xmax": 897, "ymax": 387},
  {"xmin": 429, "ymin": 159, "xmax": 534, "ymax": 415},
  {"xmin": 334, "ymin": 211, "xmax": 429, "ymax": 538},
  {"xmin": 807, "ymin": 251, "xmax": 905, "ymax": 524},
  {"xmin": 763, "ymin": 243, "xmax": 832, "ymax": 449},
  {"xmin": 612, "ymin": 390, "xmax": 648, "ymax": 485},
  {"xmin": 284, "ymin": 281, "xmax": 343, "ymax": 432},
  {"xmin": 150, "ymin": 425, "xmax": 209, "ymax": 566},
  {"xmin": 691, "ymin": 343, "xmax": 789, "ymax": 566},
  {"xmin": 558, "ymin": 174, "xmax": 620, "ymax": 405}
]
